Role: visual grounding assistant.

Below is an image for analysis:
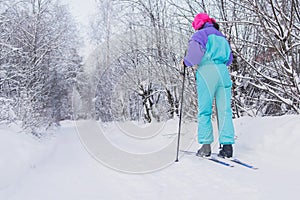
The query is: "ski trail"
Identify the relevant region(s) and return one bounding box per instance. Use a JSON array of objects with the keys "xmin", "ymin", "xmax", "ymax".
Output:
[{"xmin": 1, "ymin": 116, "xmax": 300, "ymax": 200}]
